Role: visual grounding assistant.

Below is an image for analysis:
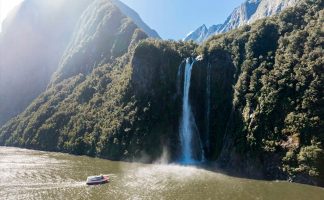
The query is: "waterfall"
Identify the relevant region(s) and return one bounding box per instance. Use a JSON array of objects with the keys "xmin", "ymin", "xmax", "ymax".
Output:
[
  {"xmin": 205, "ymin": 63, "xmax": 211, "ymax": 153},
  {"xmin": 178, "ymin": 58, "xmax": 204, "ymax": 164}
]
